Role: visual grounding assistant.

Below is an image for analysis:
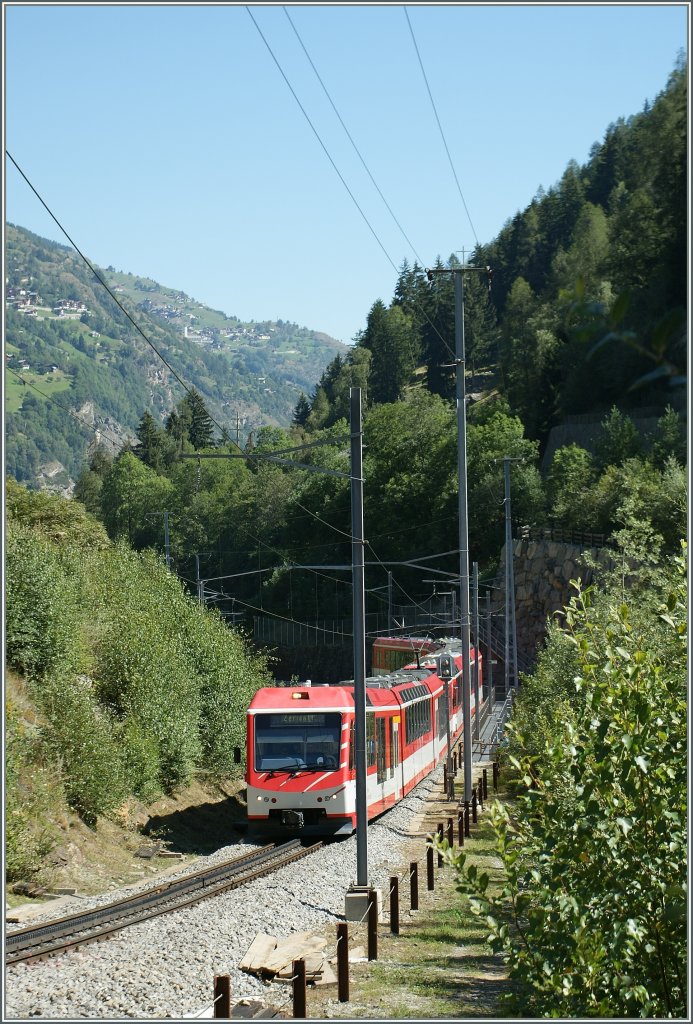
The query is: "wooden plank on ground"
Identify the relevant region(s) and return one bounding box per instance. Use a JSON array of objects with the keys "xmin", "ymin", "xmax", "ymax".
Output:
[
  {"xmin": 239, "ymin": 934, "xmax": 278, "ymax": 973},
  {"xmin": 275, "ymin": 950, "xmax": 326, "ymax": 979},
  {"xmin": 260, "ymin": 933, "xmax": 327, "ymax": 974},
  {"xmin": 312, "ymin": 963, "xmax": 338, "ymax": 987}
]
